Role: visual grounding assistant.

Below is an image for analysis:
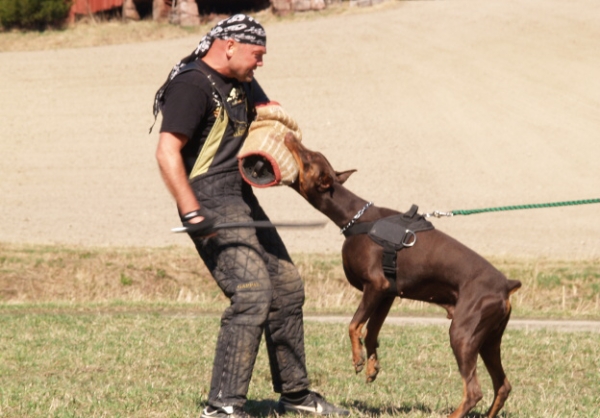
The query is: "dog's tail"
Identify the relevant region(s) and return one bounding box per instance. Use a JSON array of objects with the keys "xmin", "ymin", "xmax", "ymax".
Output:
[{"xmin": 507, "ymin": 279, "xmax": 522, "ymax": 296}]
